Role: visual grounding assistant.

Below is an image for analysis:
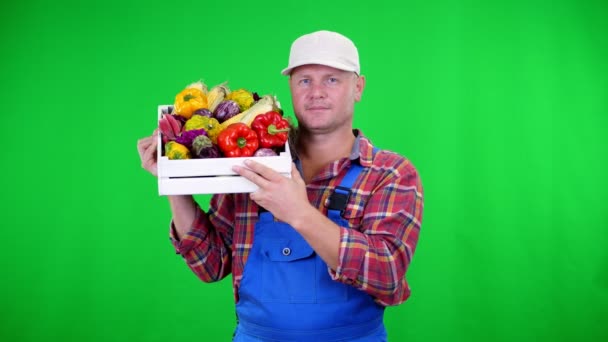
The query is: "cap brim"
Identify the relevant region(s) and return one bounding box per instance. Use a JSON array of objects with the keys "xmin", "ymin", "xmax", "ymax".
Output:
[{"xmin": 281, "ymin": 59, "xmax": 359, "ymax": 76}]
